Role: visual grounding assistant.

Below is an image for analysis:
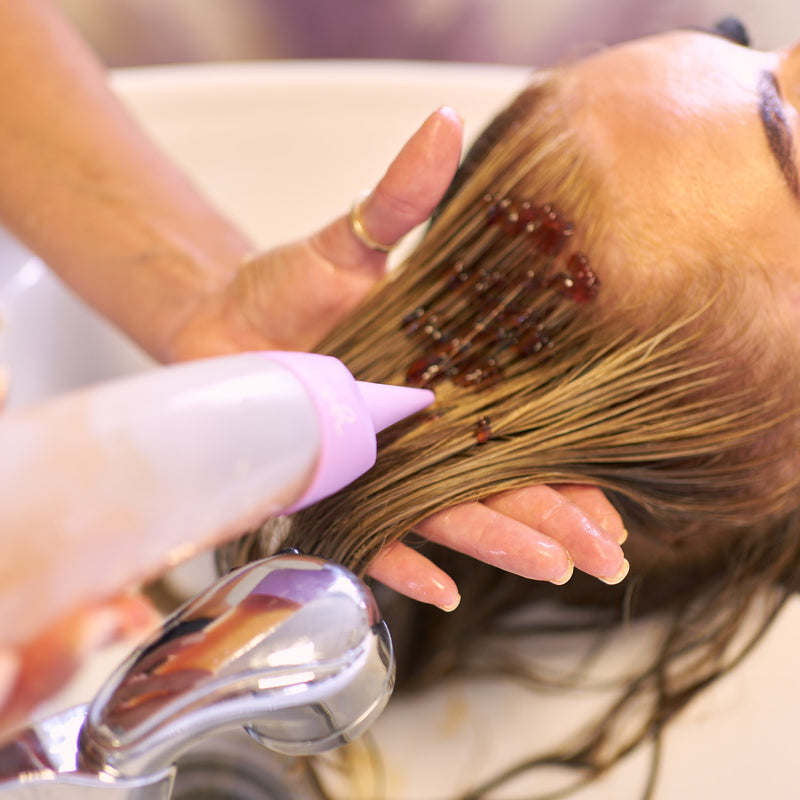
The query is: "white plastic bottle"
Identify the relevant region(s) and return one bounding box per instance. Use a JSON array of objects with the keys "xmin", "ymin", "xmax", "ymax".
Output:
[{"xmin": 0, "ymin": 351, "xmax": 433, "ymax": 648}]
